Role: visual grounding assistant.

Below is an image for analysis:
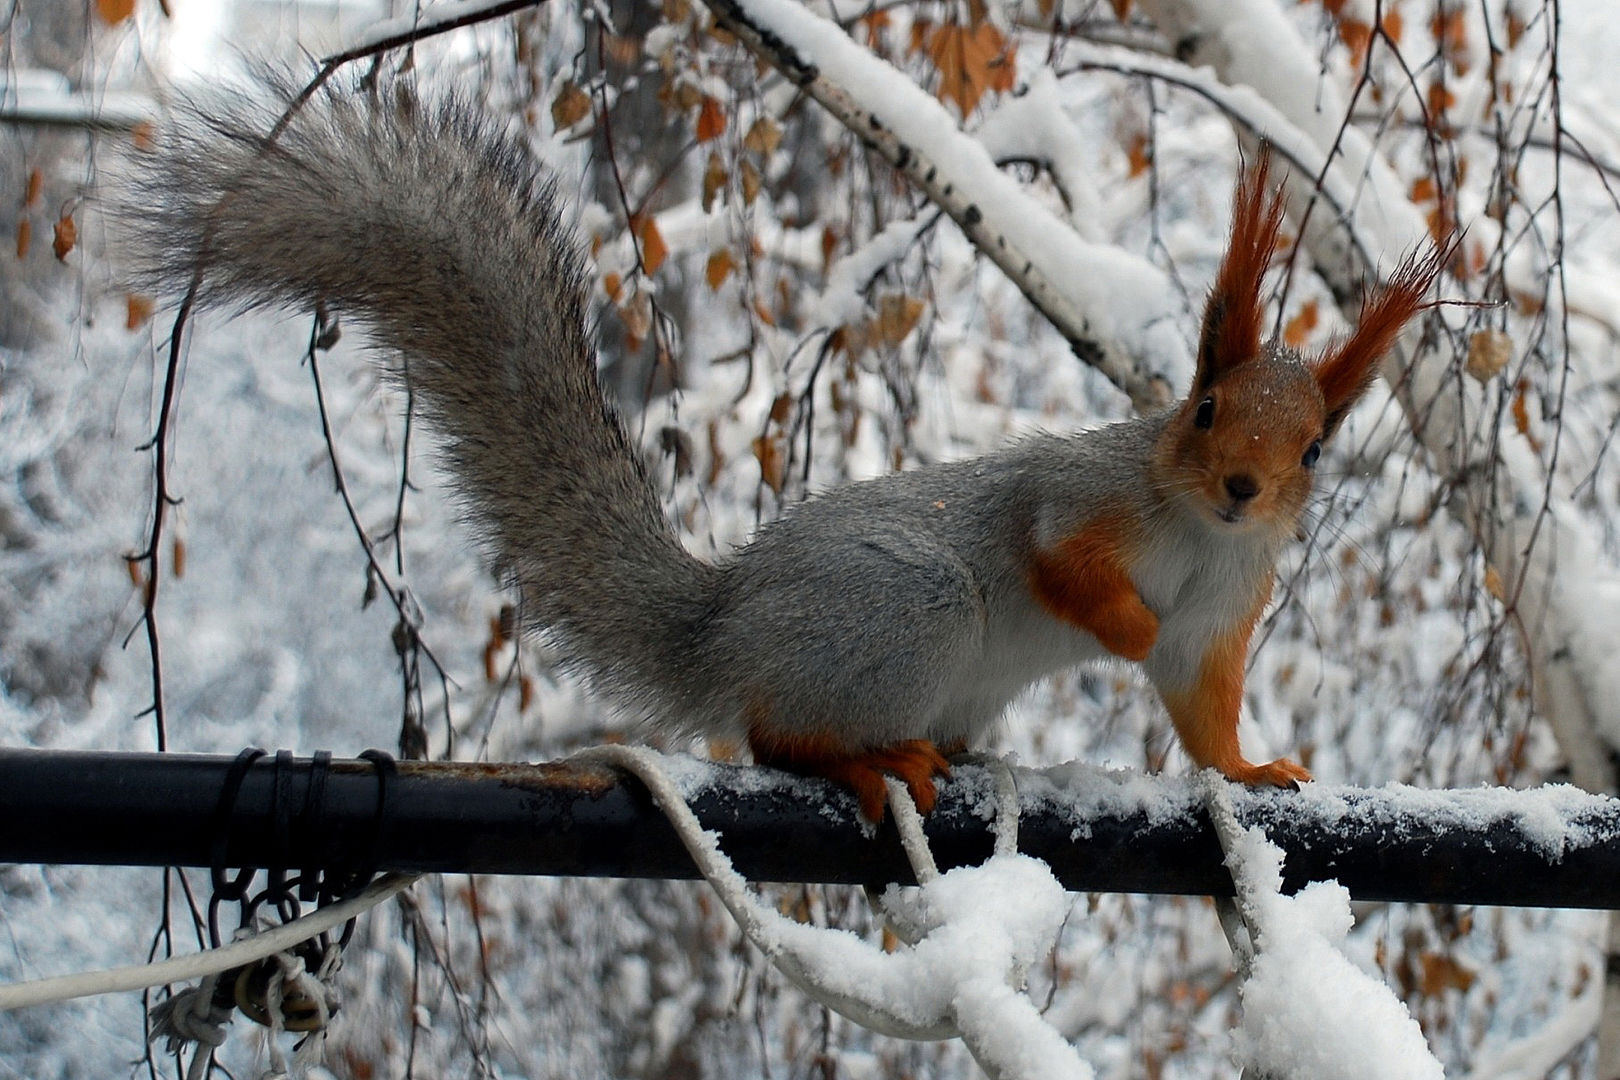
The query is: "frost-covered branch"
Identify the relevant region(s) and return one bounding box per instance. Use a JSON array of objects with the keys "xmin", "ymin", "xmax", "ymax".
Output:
[
  {"xmin": 0, "ymin": 71, "xmax": 151, "ymax": 129},
  {"xmin": 702, "ymin": 0, "xmax": 1182, "ymax": 410}
]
